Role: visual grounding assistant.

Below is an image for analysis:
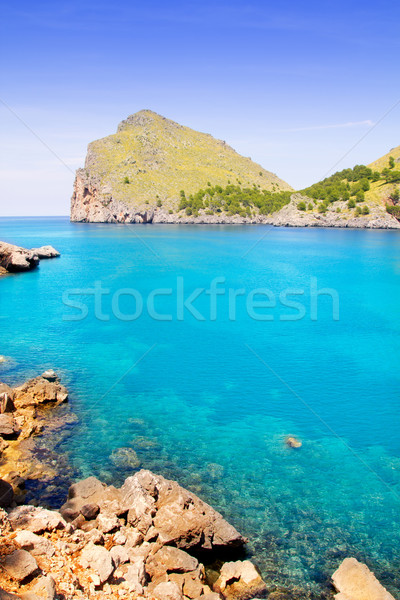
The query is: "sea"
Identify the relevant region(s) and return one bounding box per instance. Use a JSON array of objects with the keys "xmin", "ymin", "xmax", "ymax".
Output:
[{"xmin": 1, "ymin": 216, "xmax": 400, "ymax": 598}]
